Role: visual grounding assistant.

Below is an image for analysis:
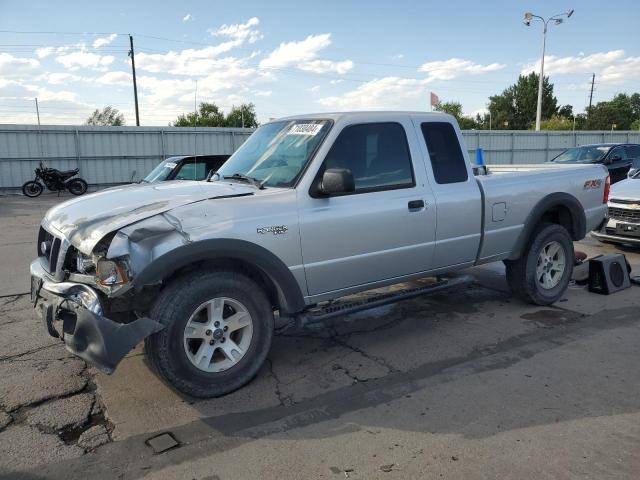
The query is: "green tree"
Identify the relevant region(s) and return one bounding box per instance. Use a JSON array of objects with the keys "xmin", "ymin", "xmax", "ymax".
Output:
[
  {"xmin": 225, "ymin": 103, "xmax": 259, "ymax": 128},
  {"xmin": 173, "ymin": 102, "xmax": 258, "ymax": 128},
  {"xmin": 85, "ymin": 106, "xmax": 125, "ymax": 126},
  {"xmin": 174, "ymin": 102, "xmax": 226, "ymax": 127},
  {"xmin": 586, "ymin": 93, "xmax": 639, "ymax": 130},
  {"xmin": 434, "ymin": 100, "xmax": 479, "ymax": 129},
  {"xmin": 557, "ymin": 104, "xmax": 573, "ymax": 119},
  {"xmin": 487, "ymin": 72, "xmax": 558, "ymax": 130},
  {"xmin": 539, "ymin": 116, "xmax": 573, "ymax": 130},
  {"xmin": 631, "ymin": 118, "xmax": 640, "ymax": 131}
]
